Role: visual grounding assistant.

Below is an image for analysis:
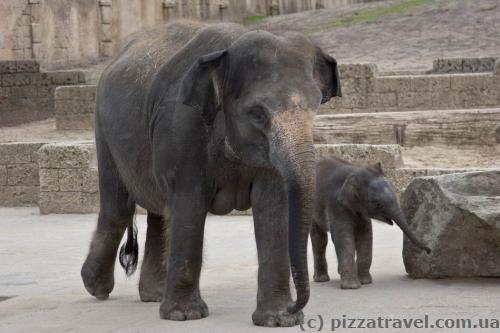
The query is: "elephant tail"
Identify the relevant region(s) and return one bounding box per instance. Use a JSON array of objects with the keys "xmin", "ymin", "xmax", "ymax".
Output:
[{"xmin": 119, "ymin": 223, "xmax": 139, "ymax": 276}]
